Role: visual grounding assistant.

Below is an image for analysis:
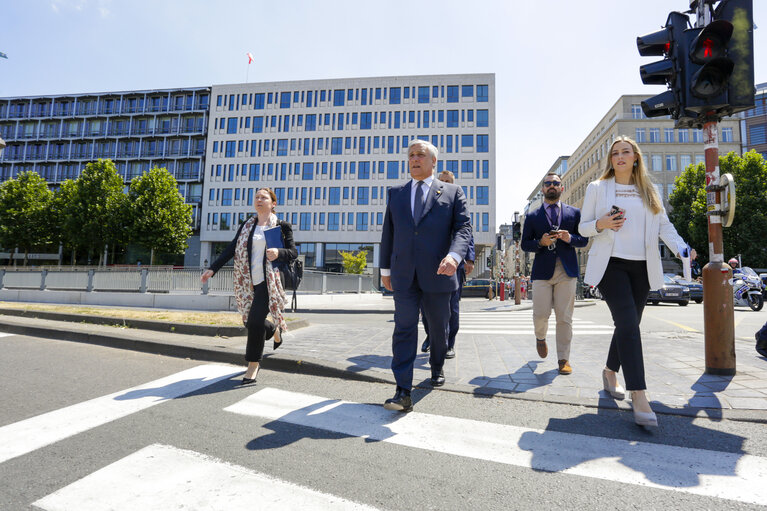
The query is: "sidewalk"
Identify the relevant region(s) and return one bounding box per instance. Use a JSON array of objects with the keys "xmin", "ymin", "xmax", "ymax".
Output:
[{"xmin": 1, "ymin": 300, "xmax": 766, "ymax": 421}]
